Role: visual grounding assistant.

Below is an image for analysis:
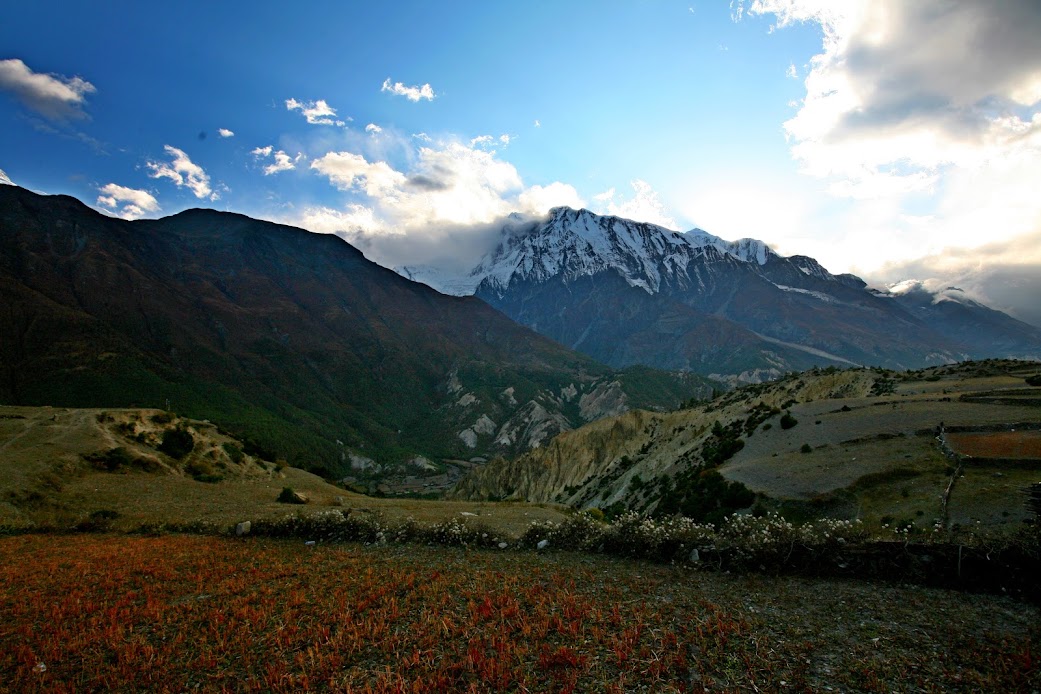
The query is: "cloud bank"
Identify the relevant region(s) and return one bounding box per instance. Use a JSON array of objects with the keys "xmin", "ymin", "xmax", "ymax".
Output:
[
  {"xmin": 0, "ymin": 58, "xmax": 95, "ymax": 121},
  {"xmin": 741, "ymin": 0, "xmax": 1041, "ymax": 323},
  {"xmin": 296, "ymin": 137, "xmax": 582, "ymax": 270}
]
